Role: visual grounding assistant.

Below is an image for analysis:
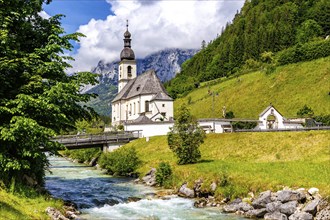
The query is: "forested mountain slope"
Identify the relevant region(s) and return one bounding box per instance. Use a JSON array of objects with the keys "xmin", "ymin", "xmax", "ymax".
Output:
[
  {"xmin": 174, "ymin": 57, "xmax": 330, "ymax": 119},
  {"xmin": 166, "ymin": 0, "xmax": 330, "ymax": 98}
]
